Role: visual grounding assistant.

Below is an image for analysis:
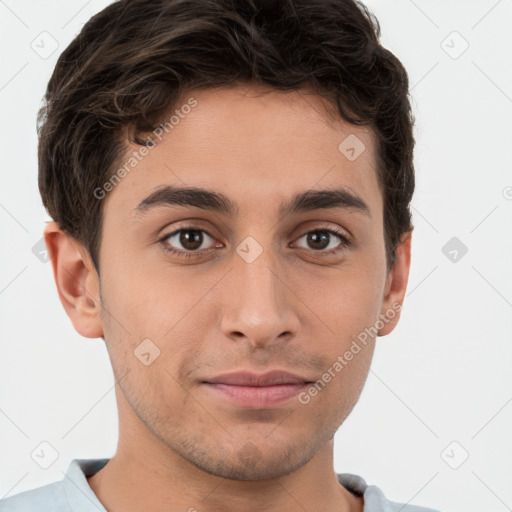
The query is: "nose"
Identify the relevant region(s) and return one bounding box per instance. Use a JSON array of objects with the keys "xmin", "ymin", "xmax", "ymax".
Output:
[{"xmin": 220, "ymin": 243, "xmax": 300, "ymax": 350}]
